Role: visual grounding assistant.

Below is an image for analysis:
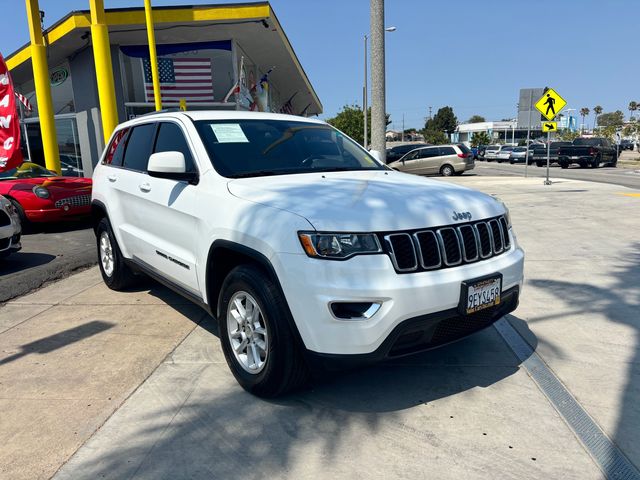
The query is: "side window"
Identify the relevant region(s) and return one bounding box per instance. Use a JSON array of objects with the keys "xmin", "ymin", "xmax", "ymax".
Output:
[
  {"xmin": 403, "ymin": 151, "xmax": 418, "ymax": 161},
  {"xmin": 103, "ymin": 128, "xmax": 129, "ymax": 166},
  {"xmin": 153, "ymin": 122, "xmax": 196, "ymax": 172},
  {"xmin": 439, "ymin": 147, "xmax": 456, "ymax": 156},
  {"xmin": 422, "ymin": 148, "xmax": 439, "ymax": 158},
  {"xmin": 122, "ymin": 123, "xmax": 156, "ymax": 172}
]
